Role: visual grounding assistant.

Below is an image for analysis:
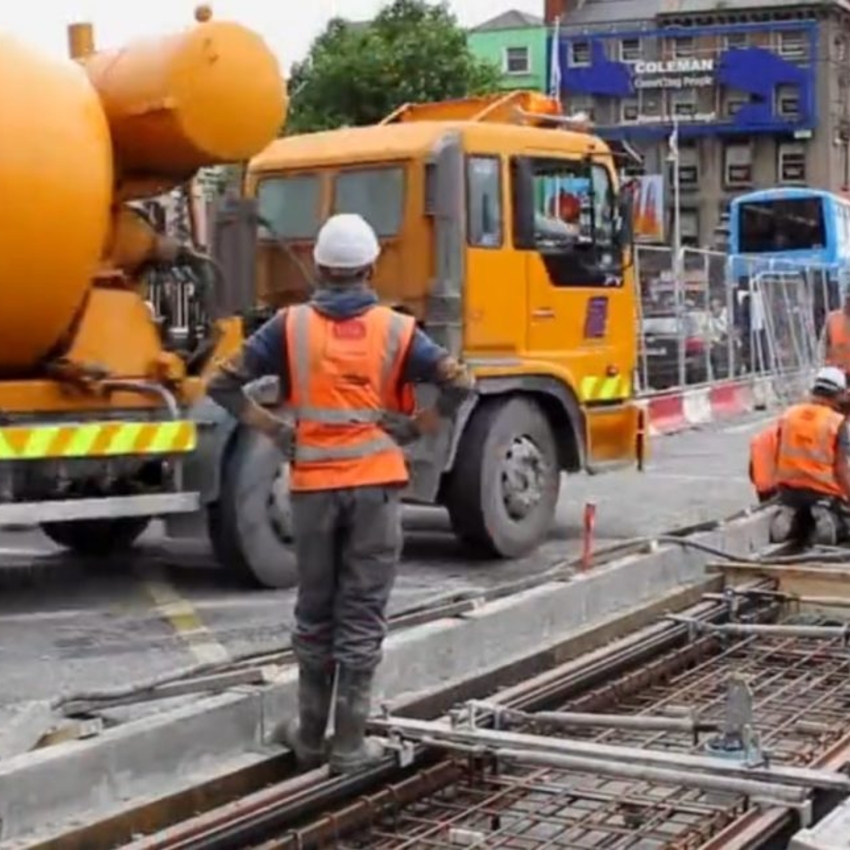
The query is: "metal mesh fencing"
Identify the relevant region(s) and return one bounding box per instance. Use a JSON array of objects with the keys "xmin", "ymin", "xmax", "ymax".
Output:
[
  {"xmin": 636, "ymin": 247, "xmax": 837, "ymax": 398},
  {"xmin": 733, "ymin": 256, "xmax": 839, "ymax": 406}
]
